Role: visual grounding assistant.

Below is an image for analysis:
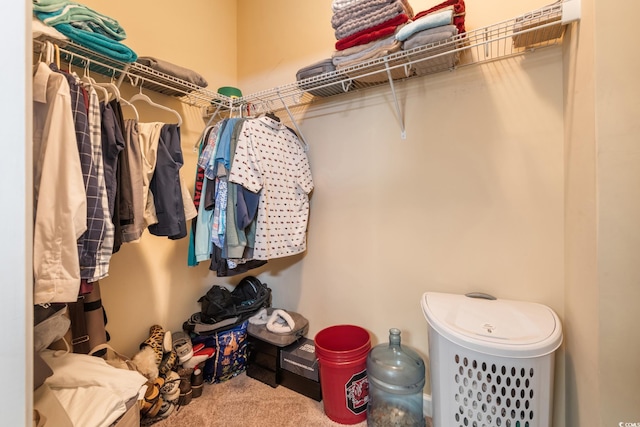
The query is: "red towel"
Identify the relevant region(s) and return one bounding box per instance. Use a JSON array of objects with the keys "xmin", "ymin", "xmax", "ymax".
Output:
[
  {"xmin": 414, "ymin": 0, "xmax": 466, "ymax": 34},
  {"xmin": 335, "ymin": 13, "xmax": 409, "ymax": 51}
]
